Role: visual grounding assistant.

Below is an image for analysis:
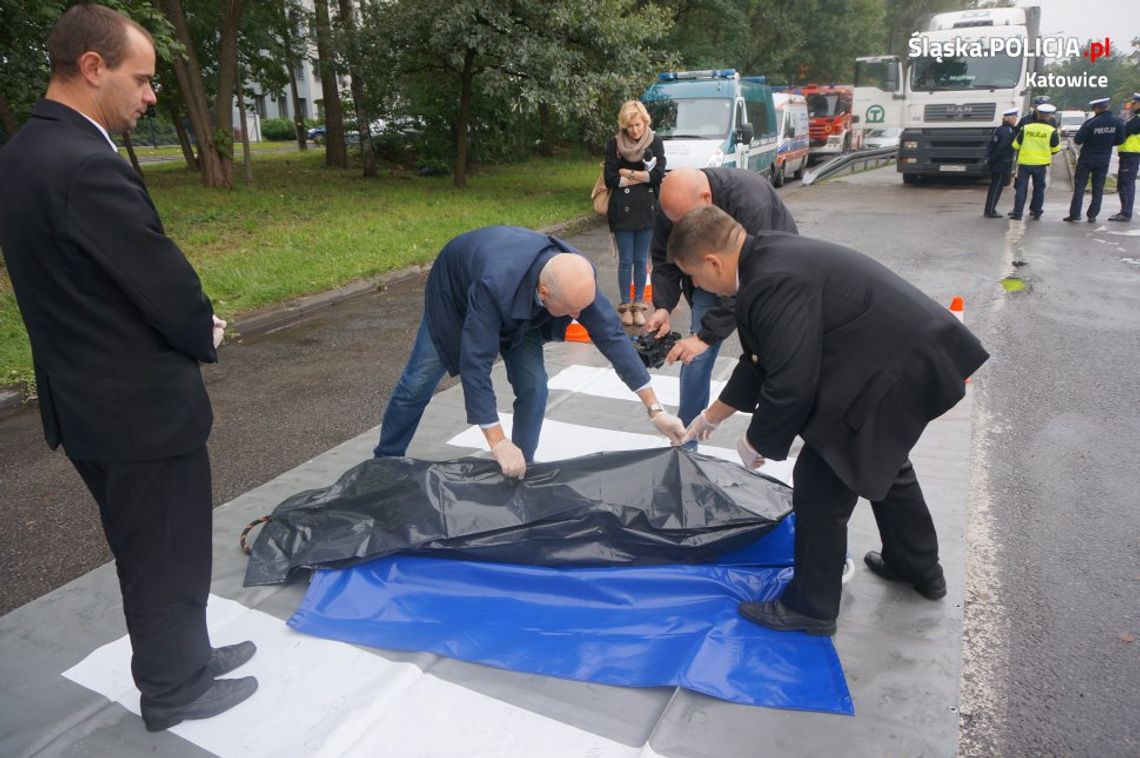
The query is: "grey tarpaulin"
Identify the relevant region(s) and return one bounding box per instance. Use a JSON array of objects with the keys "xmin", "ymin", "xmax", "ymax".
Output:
[{"xmin": 243, "ymin": 448, "xmax": 792, "ymax": 586}]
